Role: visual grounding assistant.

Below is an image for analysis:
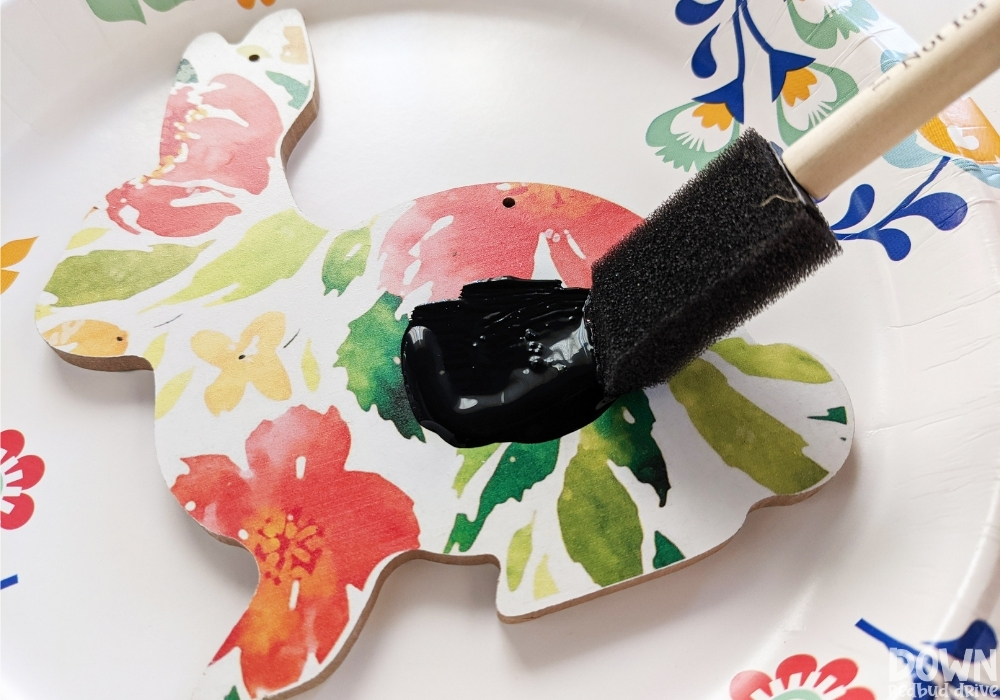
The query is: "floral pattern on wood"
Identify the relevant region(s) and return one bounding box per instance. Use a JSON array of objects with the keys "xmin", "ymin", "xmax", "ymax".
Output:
[{"xmin": 35, "ymin": 11, "xmax": 854, "ymax": 700}]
